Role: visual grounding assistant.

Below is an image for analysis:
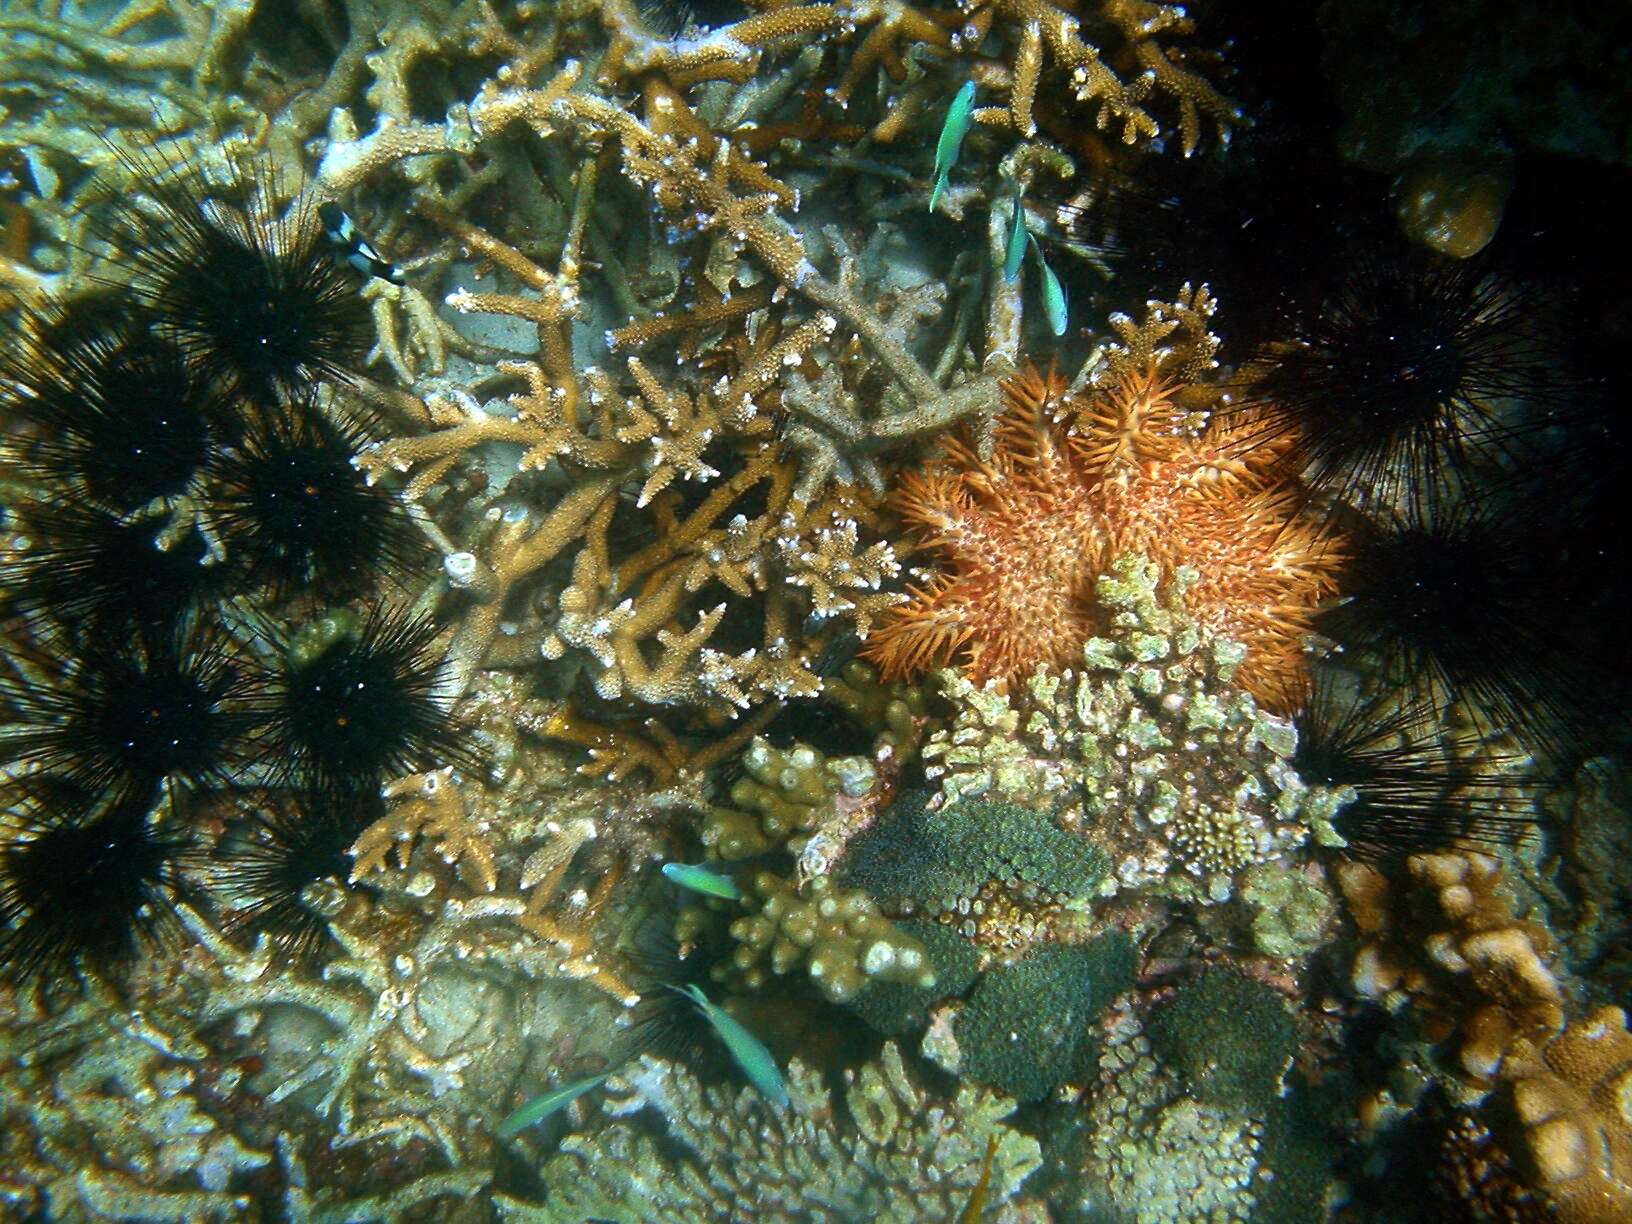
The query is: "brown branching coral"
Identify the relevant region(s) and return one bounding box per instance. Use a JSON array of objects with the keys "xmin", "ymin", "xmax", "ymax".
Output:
[
  {"xmin": 347, "ymin": 75, "xmax": 1031, "ymax": 735},
  {"xmin": 958, "ymin": 0, "xmax": 1245, "ymax": 154},
  {"xmin": 353, "ymin": 769, "xmax": 497, "ymax": 895}
]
